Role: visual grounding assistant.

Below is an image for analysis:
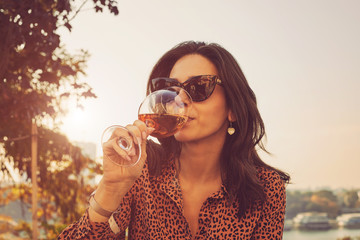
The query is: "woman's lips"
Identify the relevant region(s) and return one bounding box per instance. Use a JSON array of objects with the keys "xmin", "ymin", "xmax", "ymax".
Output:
[{"xmin": 186, "ymin": 117, "xmax": 195, "ymax": 125}]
